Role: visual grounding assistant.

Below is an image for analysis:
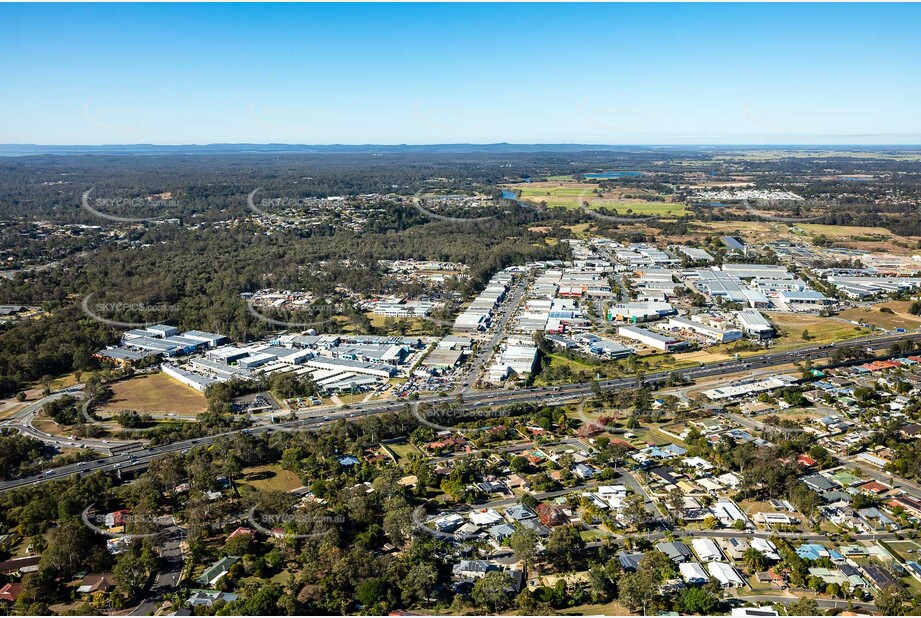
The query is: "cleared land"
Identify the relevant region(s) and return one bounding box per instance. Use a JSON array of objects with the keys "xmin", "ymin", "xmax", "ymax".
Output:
[
  {"xmin": 101, "ymin": 372, "xmax": 208, "ymax": 416},
  {"xmin": 505, "ymin": 181, "xmax": 687, "ymax": 217},
  {"xmin": 674, "ymin": 350, "xmax": 732, "ymax": 364},
  {"xmin": 386, "ymin": 441, "xmax": 422, "ymax": 462},
  {"xmin": 838, "ymin": 302, "xmax": 921, "ymax": 331},
  {"xmin": 767, "ymin": 313, "xmax": 868, "ymax": 348},
  {"xmin": 237, "ymin": 464, "xmax": 304, "ymax": 493}
]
